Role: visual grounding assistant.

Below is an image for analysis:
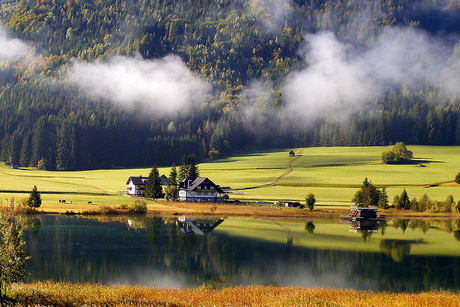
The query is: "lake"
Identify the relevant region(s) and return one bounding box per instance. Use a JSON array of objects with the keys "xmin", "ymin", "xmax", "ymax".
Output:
[{"xmin": 23, "ymin": 215, "xmax": 460, "ymax": 292}]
